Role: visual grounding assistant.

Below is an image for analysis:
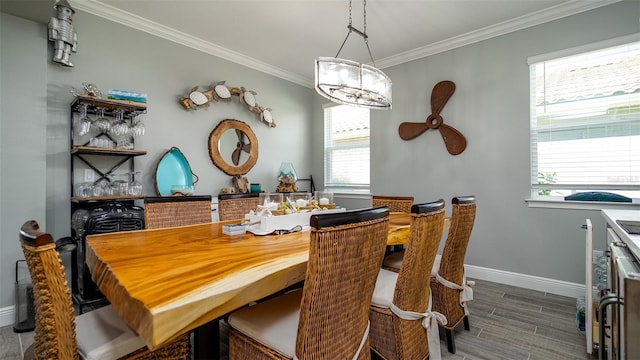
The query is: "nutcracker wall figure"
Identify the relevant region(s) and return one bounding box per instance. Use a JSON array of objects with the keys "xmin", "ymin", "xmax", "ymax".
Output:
[{"xmin": 48, "ymin": 0, "xmax": 77, "ymax": 67}]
